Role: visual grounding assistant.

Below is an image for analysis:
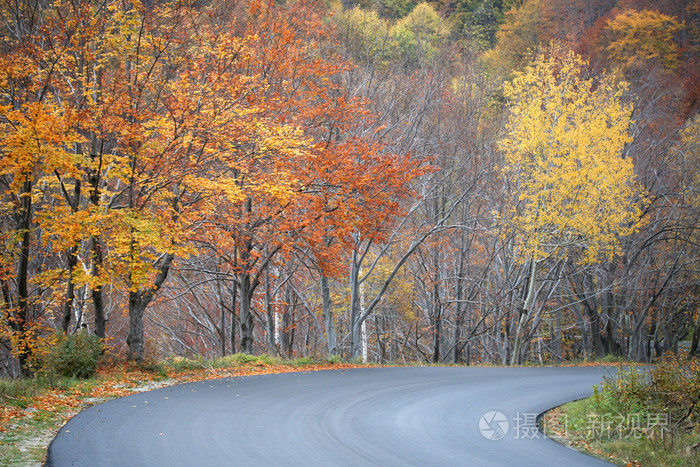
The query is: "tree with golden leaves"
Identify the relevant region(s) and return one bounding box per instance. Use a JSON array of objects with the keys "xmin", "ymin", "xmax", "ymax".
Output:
[{"xmin": 499, "ymin": 44, "xmax": 646, "ymax": 365}]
